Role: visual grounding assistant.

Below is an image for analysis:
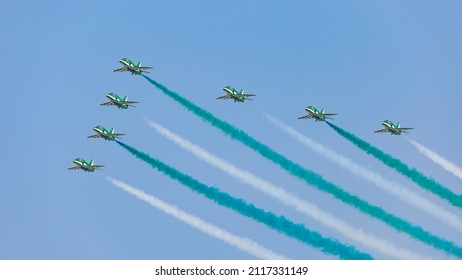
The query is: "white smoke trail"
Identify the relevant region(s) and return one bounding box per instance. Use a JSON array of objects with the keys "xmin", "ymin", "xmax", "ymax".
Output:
[
  {"xmin": 107, "ymin": 177, "xmax": 288, "ymax": 260},
  {"xmin": 145, "ymin": 118, "xmax": 427, "ymax": 259},
  {"xmin": 263, "ymin": 113, "xmax": 462, "ymax": 235},
  {"xmin": 407, "ymin": 138, "xmax": 462, "ymax": 182}
]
